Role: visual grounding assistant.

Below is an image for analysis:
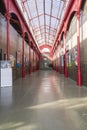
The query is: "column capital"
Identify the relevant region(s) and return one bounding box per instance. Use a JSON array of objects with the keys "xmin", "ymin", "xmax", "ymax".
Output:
[
  {"xmin": 5, "ymin": 13, "xmax": 10, "ymax": 20},
  {"xmin": 64, "ymin": 32, "xmax": 66, "ymax": 38},
  {"xmin": 76, "ymin": 11, "xmax": 81, "ymax": 19},
  {"xmin": 22, "ymin": 32, "xmax": 25, "ymax": 38}
]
